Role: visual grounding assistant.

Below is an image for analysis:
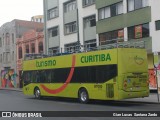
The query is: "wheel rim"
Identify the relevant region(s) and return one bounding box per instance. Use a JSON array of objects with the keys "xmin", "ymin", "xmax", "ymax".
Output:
[
  {"xmin": 80, "ymin": 91, "xmax": 87, "ymax": 102},
  {"xmin": 35, "ymin": 89, "xmax": 40, "ymax": 98}
]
